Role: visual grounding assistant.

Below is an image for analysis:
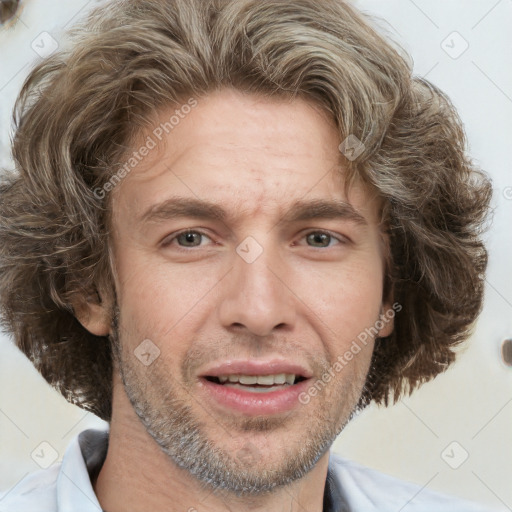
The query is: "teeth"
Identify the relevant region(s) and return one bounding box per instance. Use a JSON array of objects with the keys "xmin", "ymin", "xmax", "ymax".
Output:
[
  {"xmin": 239, "ymin": 375, "xmax": 258, "ymax": 385},
  {"xmin": 285, "ymin": 373, "xmax": 295, "ymax": 385},
  {"xmin": 273, "ymin": 374, "xmax": 286, "ymax": 384},
  {"xmin": 224, "ymin": 383, "xmax": 287, "ymax": 393},
  {"xmin": 214, "ymin": 373, "xmax": 297, "ymax": 385},
  {"xmin": 257, "ymin": 375, "xmax": 275, "ymax": 385}
]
